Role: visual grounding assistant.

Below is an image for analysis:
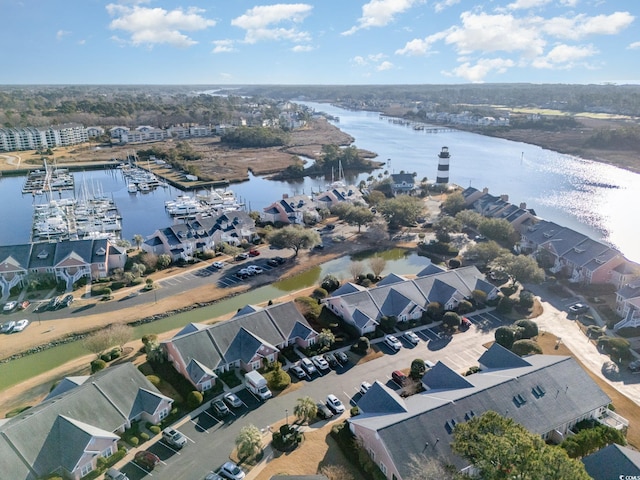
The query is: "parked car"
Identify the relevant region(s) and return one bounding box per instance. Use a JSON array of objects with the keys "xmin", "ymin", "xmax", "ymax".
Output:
[
  {"xmin": 105, "ymin": 467, "xmax": 129, "ymax": 480},
  {"xmin": 404, "ymin": 331, "xmax": 420, "ymax": 345},
  {"xmin": 461, "ymin": 317, "xmax": 472, "ymax": 329},
  {"xmin": 1, "ymin": 320, "xmax": 16, "ymax": 333},
  {"xmin": 235, "ymin": 253, "xmax": 249, "ymax": 260},
  {"xmin": 248, "ymin": 249, "xmax": 260, "ymax": 257},
  {"xmin": 212, "ymin": 261, "xmax": 225, "ymax": 269},
  {"xmin": 273, "ymin": 256, "xmax": 286, "ymax": 264},
  {"xmin": 18, "ymin": 300, "xmax": 30, "ymax": 310},
  {"xmin": 223, "ymin": 392, "xmax": 243, "ymax": 408},
  {"xmin": 334, "ymin": 351, "xmax": 349, "ymax": 365},
  {"xmin": 326, "ymin": 394, "xmax": 345, "ymax": 414},
  {"xmin": 290, "ymin": 364, "xmax": 307, "ymax": 379},
  {"xmin": 312, "ymin": 355, "xmax": 330, "ymax": 371},
  {"xmin": 267, "ymin": 258, "xmax": 280, "ymax": 267},
  {"xmin": 384, "ymin": 335, "xmax": 402, "ymax": 351},
  {"xmin": 211, "ymin": 398, "xmax": 230, "ymax": 416},
  {"xmin": 61, "ymin": 294, "xmax": 74, "ymax": 308},
  {"xmin": 11, "ymin": 319, "xmax": 29, "ymax": 333},
  {"xmin": 47, "ymin": 296, "xmax": 60, "ymax": 310},
  {"xmin": 3, "ymin": 301, "xmax": 17, "ymax": 312},
  {"xmin": 205, "ymin": 472, "xmax": 224, "ymax": 480},
  {"xmin": 219, "ymin": 461, "xmax": 246, "ymax": 480},
  {"xmin": 235, "ymin": 271, "xmax": 249, "ymax": 279},
  {"xmin": 162, "ymin": 427, "xmax": 187, "ymax": 449},
  {"xmin": 323, "ymin": 352, "xmax": 338, "ymax": 368},
  {"xmin": 359, "ymin": 381, "xmax": 372, "ymax": 395},
  {"xmin": 316, "ymin": 402, "xmax": 334, "ymax": 420},
  {"xmin": 323, "ymin": 224, "xmax": 336, "ymax": 231},
  {"xmin": 133, "ymin": 451, "xmax": 160, "ymax": 471},
  {"xmin": 392, "ymin": 370, "xmax": 408, "ymax": 386},
  {"xmin": 313, "ymin": 244, "xmax": 324, "ymax": 250},
  {"xmin": 569, "ymin": 303, "xmax": 589, "ymax": 314},
  {"xmin": 300, "ymin": 357, "xmax": 317, "ymax": 375},
  {"xmin": 629, "ymin": 360, "xmax": 640, "ymax": 373},
  {"xmin": 247, "ymin": 265, "xmax": 263, "ymax": 274}
]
